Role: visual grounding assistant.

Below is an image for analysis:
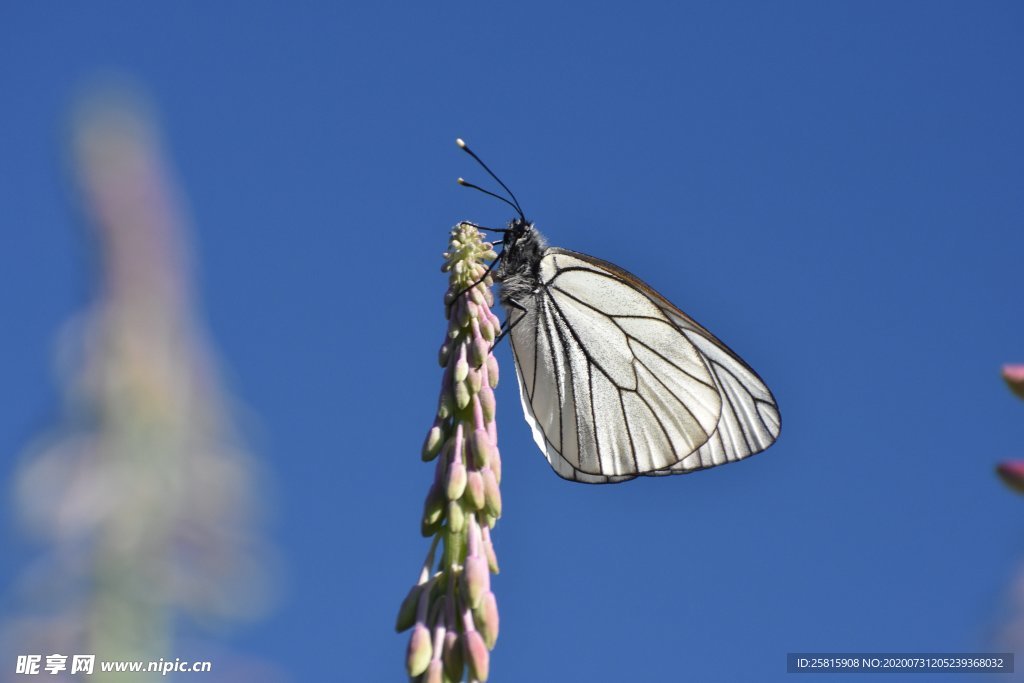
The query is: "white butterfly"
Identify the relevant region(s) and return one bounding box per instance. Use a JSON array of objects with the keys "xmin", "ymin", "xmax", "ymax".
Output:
[{"xmin": 457, "ymin": 140, "xmax": 781, "ymax": 483}]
